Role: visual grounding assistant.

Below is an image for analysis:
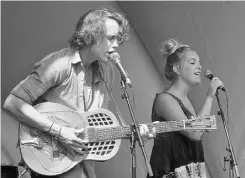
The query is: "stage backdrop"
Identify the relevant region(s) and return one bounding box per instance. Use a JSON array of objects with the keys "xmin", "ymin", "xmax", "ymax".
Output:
[
  {"xmin": 1, "ymin": 1, "xmax": 163, "ymax": 178},
  {"xmin": 119, "ymin": 1, "xmax": 245, "ymax": 178}
]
